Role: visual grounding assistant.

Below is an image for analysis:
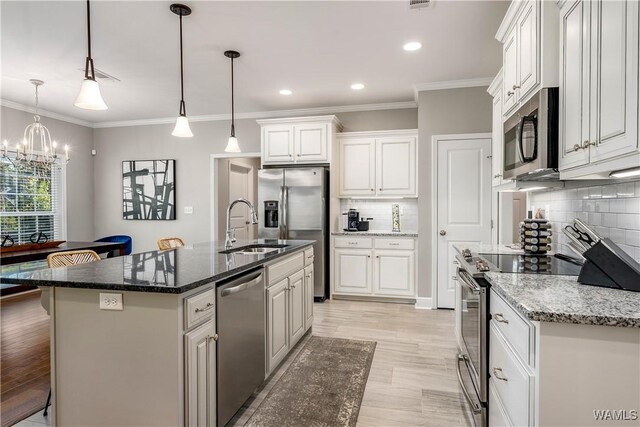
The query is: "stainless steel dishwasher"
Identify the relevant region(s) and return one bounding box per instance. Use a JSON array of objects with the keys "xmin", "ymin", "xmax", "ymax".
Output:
[{"xmin": 216, "ymin": 268, "xmax": 265, "ymax": 427}]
